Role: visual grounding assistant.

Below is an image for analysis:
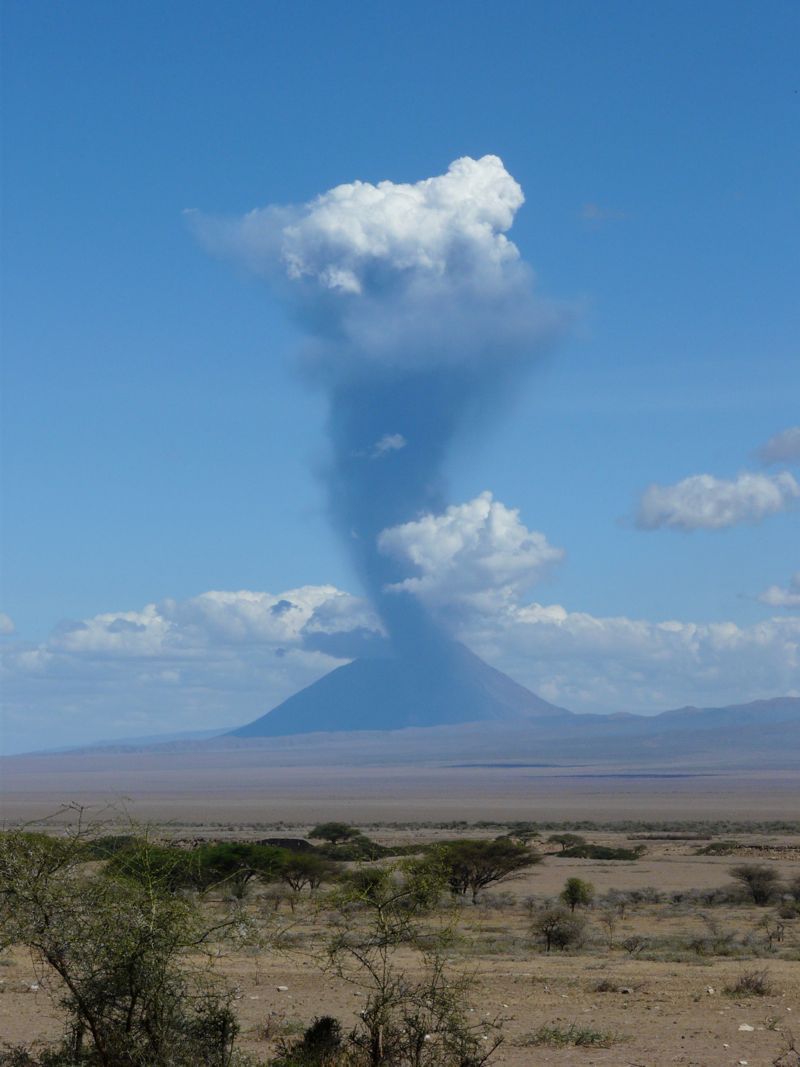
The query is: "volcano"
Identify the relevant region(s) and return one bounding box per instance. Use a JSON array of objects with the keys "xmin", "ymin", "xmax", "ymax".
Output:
[{"xmin": 228, "ymin": 642, "xmax": 568, "ymax": 738}]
